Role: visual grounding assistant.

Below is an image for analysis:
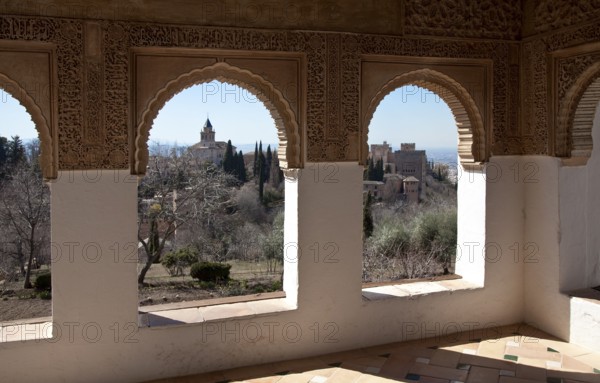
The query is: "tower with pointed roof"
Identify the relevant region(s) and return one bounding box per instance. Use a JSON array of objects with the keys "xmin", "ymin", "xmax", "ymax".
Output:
[
  {"xmin": 188, "ymin": 117, "xmax": 234, "ymax": 165},
  {"xmin": 200, "ymin": 117, "xmax": 216, "ymax": 148}
]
